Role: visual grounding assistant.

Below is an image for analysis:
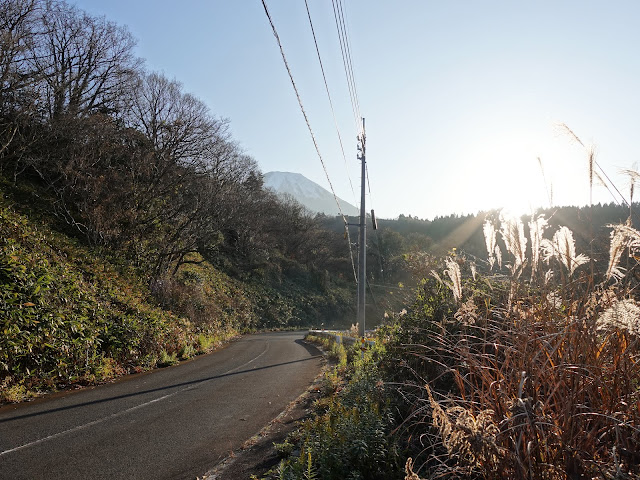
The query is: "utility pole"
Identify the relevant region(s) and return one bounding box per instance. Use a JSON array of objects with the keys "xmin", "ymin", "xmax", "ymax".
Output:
[{"xmin": 357, "ymin": 118, "xmax": 366, "ymax": 338}]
